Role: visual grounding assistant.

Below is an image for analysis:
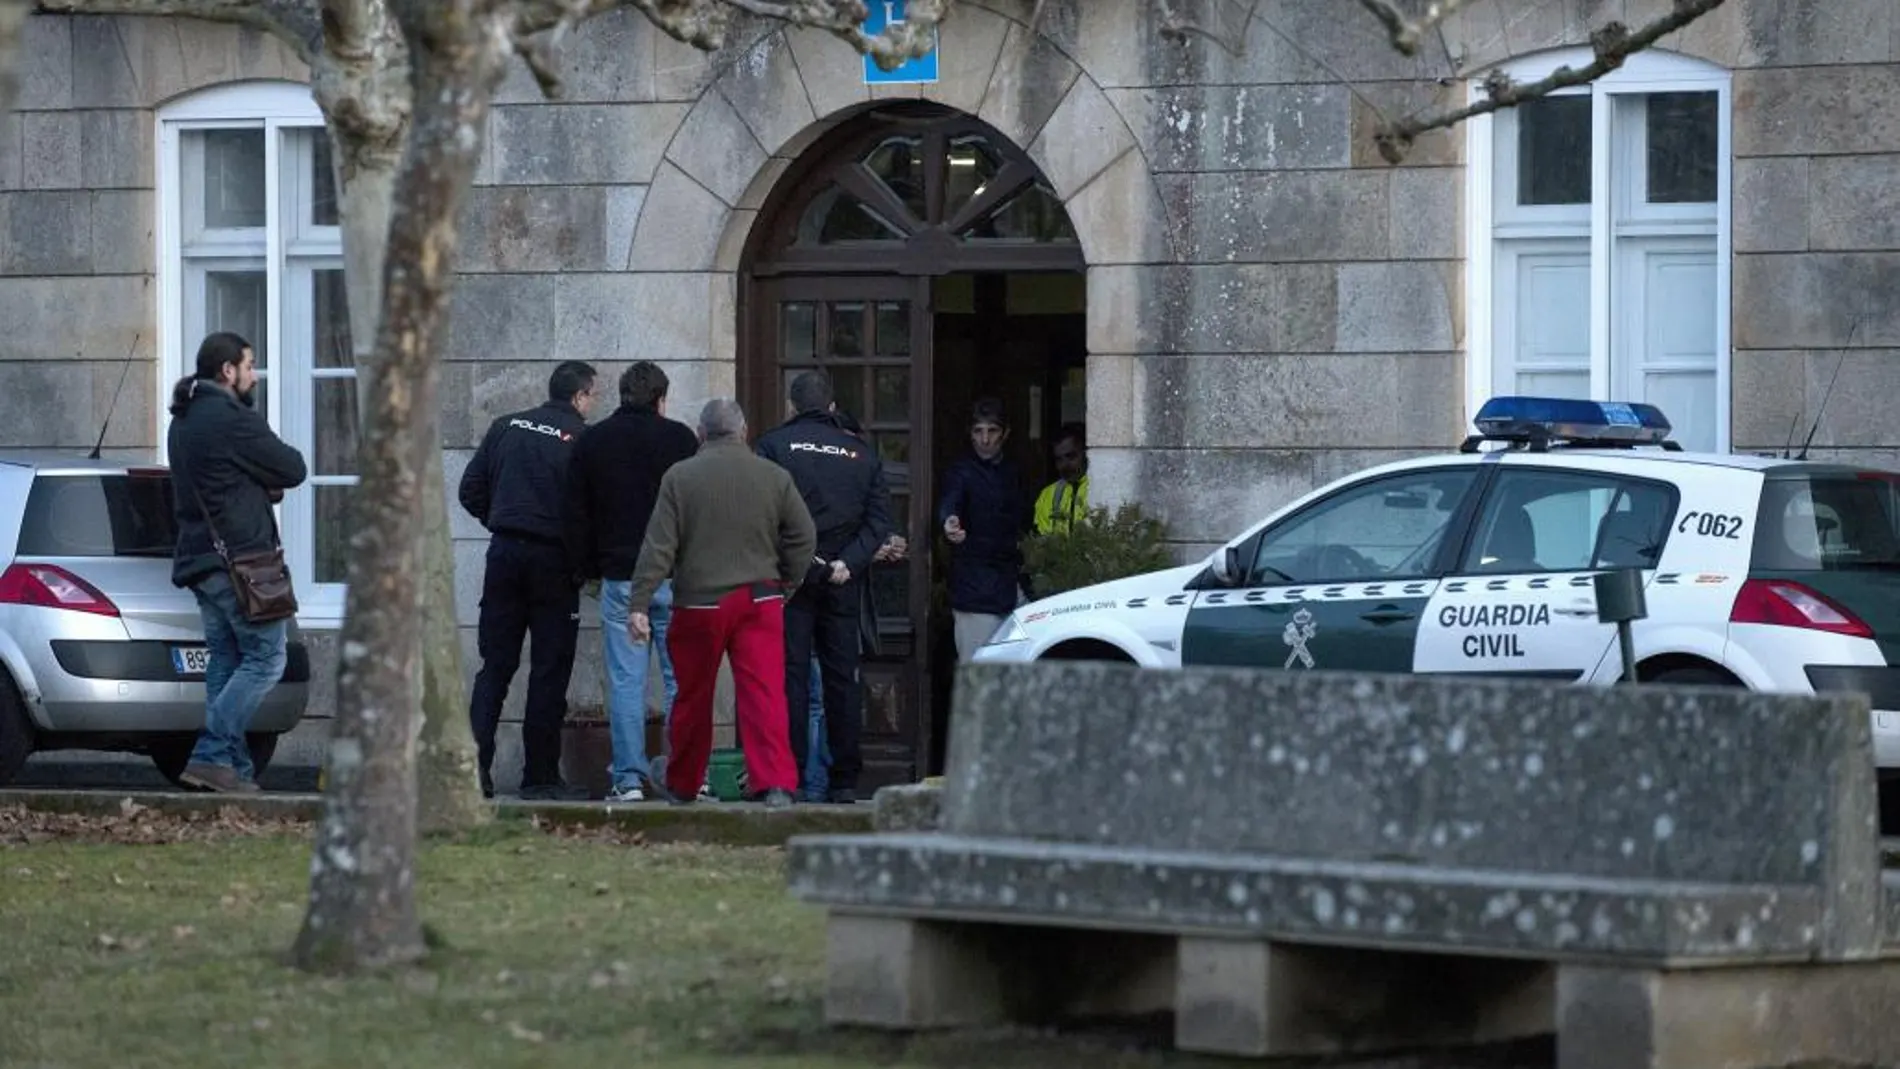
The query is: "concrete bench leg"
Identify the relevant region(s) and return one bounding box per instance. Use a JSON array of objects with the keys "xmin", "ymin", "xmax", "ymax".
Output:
[
  {"xmin": 824, "ymin": 913, "xmax": 1009, "ymax": 1029},
  {"xmin": 1176, "ymin": 938, "xmax": 1553, "ymax": 1058},
  {"xmin": 1558, "ymin": 960, "xmax": 1900, "ymax": 1069}
]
